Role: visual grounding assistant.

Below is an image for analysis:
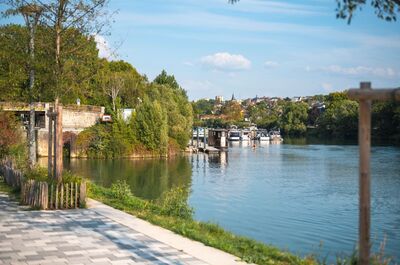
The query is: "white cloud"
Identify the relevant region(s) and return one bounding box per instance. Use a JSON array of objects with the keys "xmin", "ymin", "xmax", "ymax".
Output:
[
  {"xmin": 321, "ymin": 65, "xmax": 399, "ymax": 78},
  {"xmin": 264, "ymin": 61, "xmax": 279, "ymax": 68},
  {"xmin": 94, "ymin": 34, "xmax": 112, "ymax": 59},
  {"xmin": 200, "ymin": 52, "xmax": 251, "ymax": 71}
]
